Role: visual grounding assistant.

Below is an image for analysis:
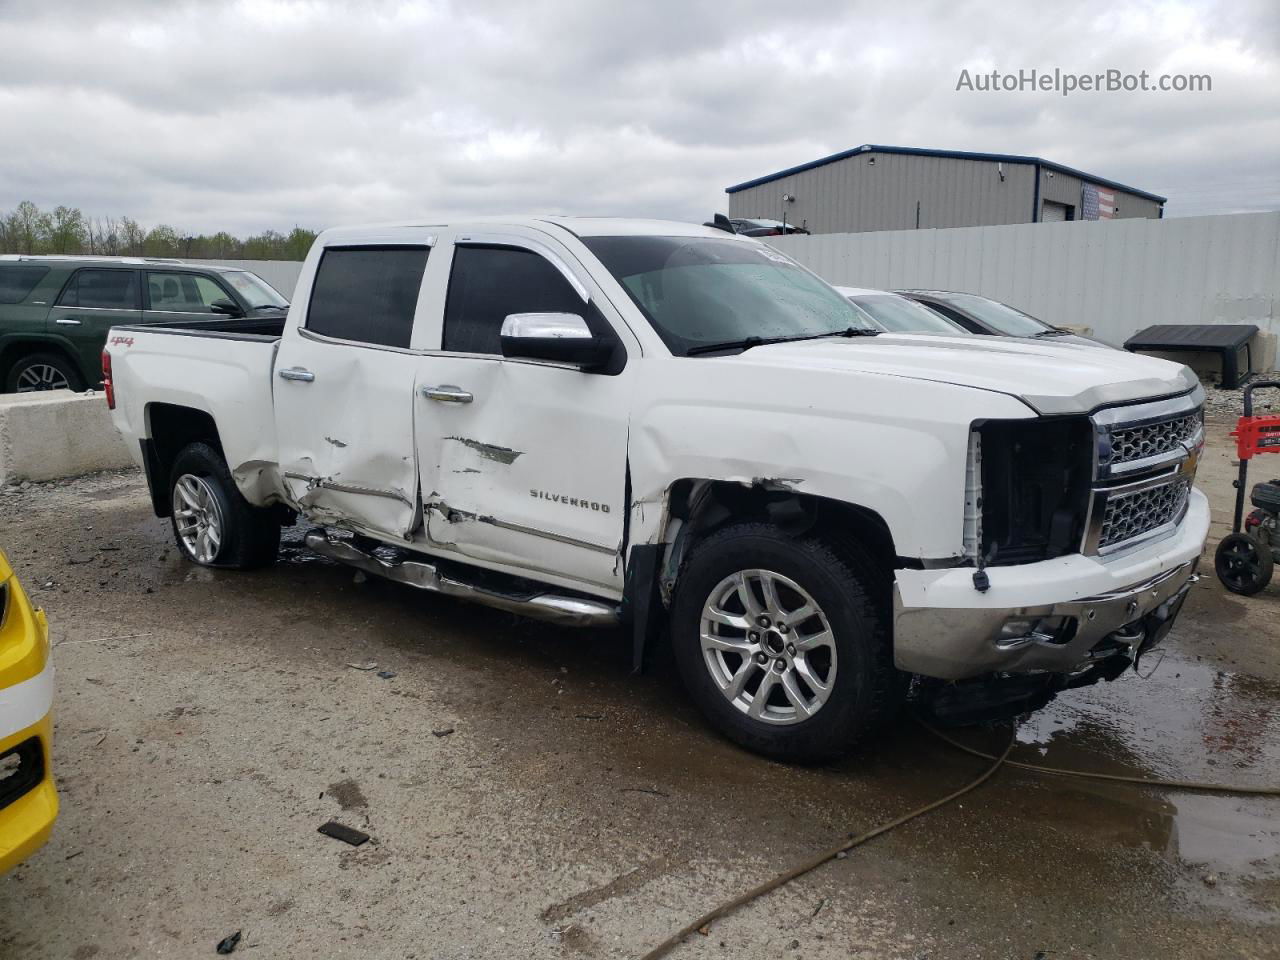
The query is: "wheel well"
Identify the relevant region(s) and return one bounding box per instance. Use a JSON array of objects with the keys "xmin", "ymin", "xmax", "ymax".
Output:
[
  {"xmin": 144, "ymin": 403, "xmax": 223, "ymax": 517},
  {"xmin": 659, "ymin": 479, "xmax": 898, "ymax": 599},
  {"xmin": 0, "ymin": 340, "xmax": 84, "ymax": 387}
]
